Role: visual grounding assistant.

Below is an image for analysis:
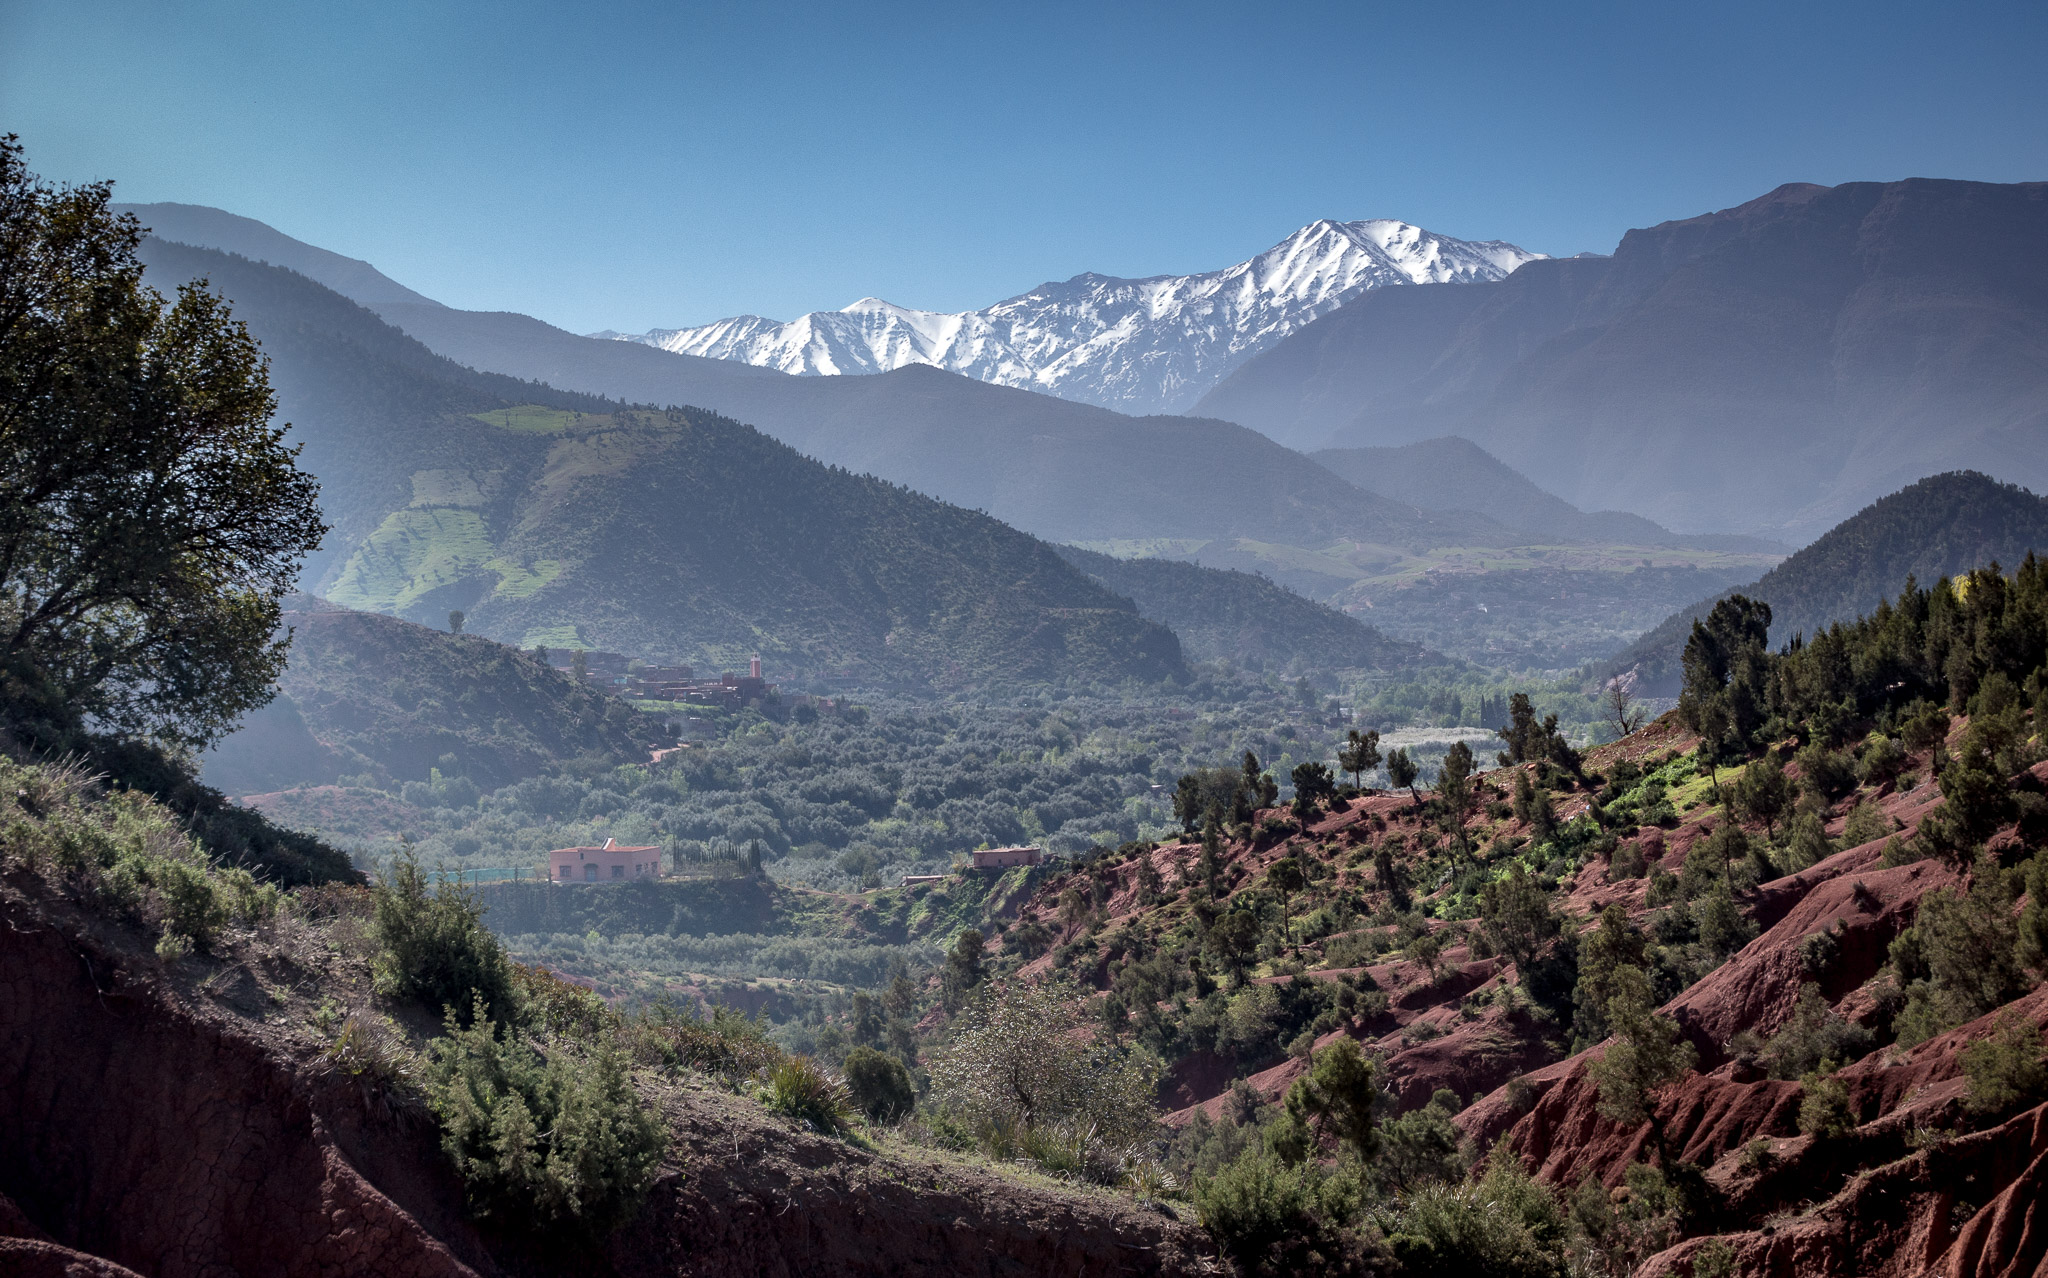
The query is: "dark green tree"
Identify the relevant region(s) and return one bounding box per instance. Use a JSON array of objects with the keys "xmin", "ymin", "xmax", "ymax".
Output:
[
  {"xmin": 1337, "ymin": 729, "xmax": 1382, "ymax": 791},
  {"xmin": 1677, "ymin": 595, "xmax": 1773, "ymax": 756},
  {"xmin": 448, "ymin": 610, "xmax": 465, "ymax": 634},
  {"xmin": 1387, "ymin": 748, "xmax": 1421, "ymax": 806},
  {"xmin": 0, "ymin": 136, "xmax": 326, "ymax": 751},
  {"xmin": 1291, "ymin": 761, "xmax": 1336, "ymax": 822},
  {"xmin": 1479, "ymin": 863, "xmax": 1561, "ymax": 977},
  {"xmin": 1268, "ymin": 856, "xmax": 1307, "ymax": 950}
]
